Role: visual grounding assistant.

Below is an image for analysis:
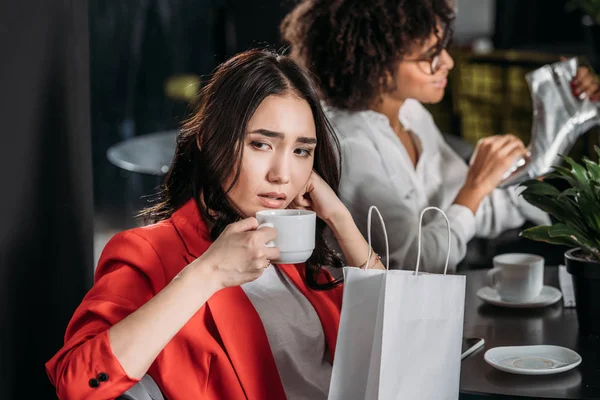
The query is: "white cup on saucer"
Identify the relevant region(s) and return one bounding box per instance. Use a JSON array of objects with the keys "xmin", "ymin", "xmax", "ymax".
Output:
[
  {"xmin": 486, "ymin": 253, "xmax": 544, "ymax": 303},
  {"xmin": 256, "ymin": 209, "xmax": 316, "ymax": 264}
]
